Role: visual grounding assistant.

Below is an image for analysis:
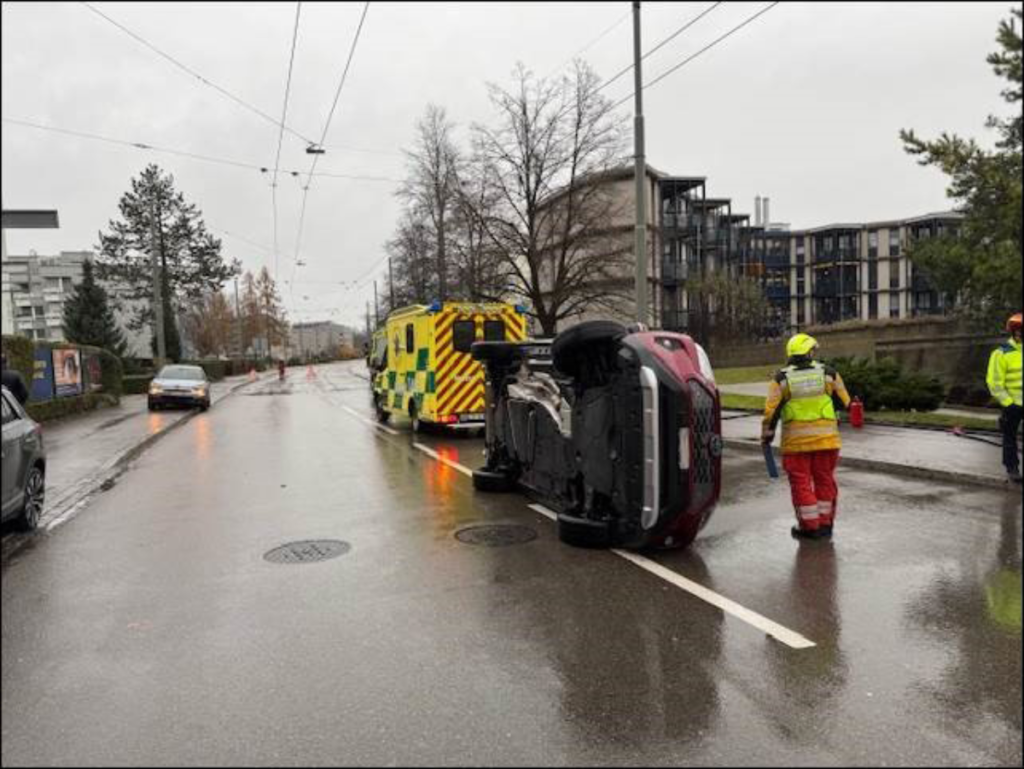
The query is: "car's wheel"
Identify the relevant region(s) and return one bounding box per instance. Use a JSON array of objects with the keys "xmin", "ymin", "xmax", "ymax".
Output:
[
  {"xmin": 148, "ymin": 399, "xmax": 158, "ymax": 411},
  {"xmin": 471, "ymin": 341, "xmax": 520, "ymax": 363},
  {"xmin": 16, "ymin": 465, "xmax": 45, "ymax": 532},
  {"xmin": 551, "ymin": 320, "xmax": 627, "ymax": 378},
  {"xmin": 556, "ymin": 512, "xmax": 611, "ymax": 548},
  {"xmin": 200, "ymin": 400, "xmax": 210, "ymax": 412},
  {"xmin": 472, "ymin": 468, "xmax": 516, "ymax": 493}
]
